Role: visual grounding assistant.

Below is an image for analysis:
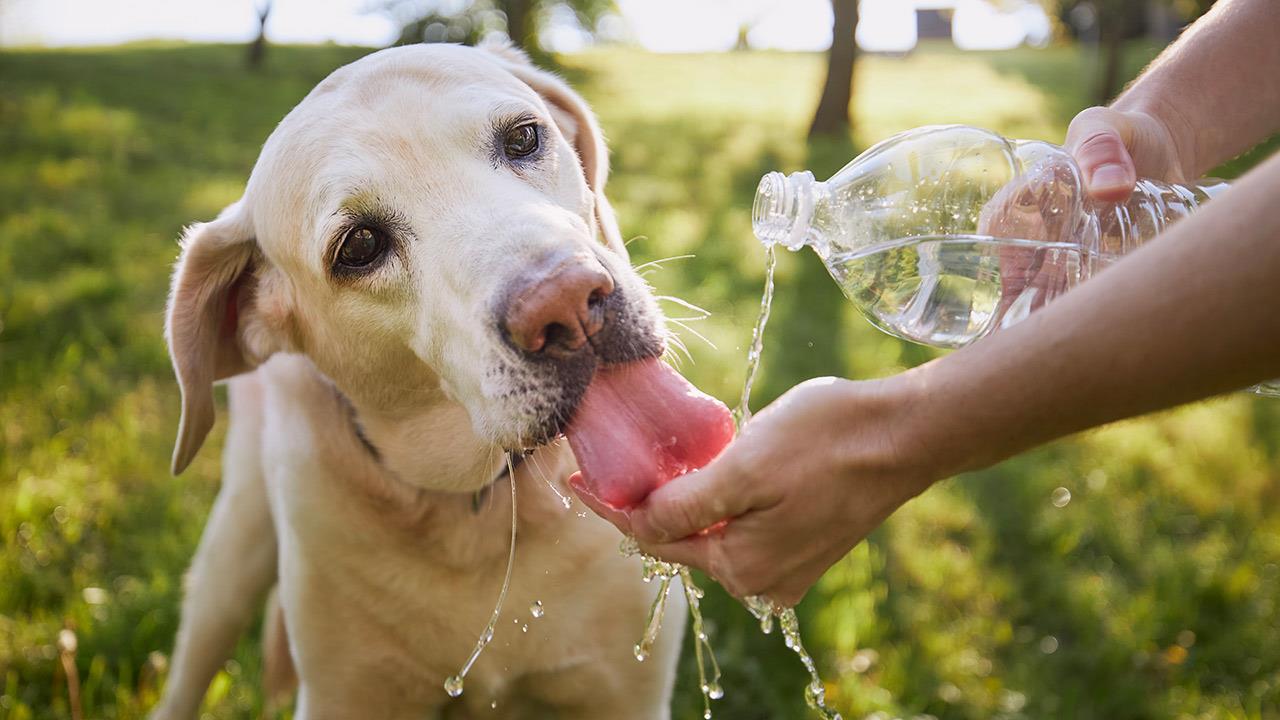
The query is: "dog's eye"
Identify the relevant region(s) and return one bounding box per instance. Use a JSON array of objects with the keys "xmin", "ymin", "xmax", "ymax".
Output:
[
  {"xmin": 503, "ymin": 123, "xmax": 539, "ymax": 160},
  {"xmin": 336, "ymin": 226, "xmax": 387, "ymax": 268}
]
